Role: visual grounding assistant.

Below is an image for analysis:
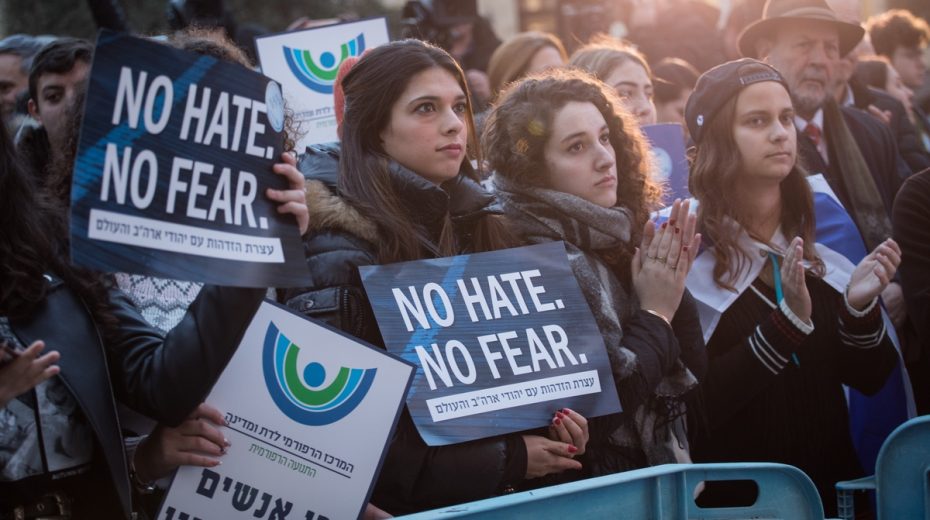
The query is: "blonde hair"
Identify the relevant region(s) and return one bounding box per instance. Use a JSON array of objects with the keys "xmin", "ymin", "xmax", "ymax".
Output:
[{"xmin": 569, "ymin": 35, "xmax": 651, "ymax": 82}]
